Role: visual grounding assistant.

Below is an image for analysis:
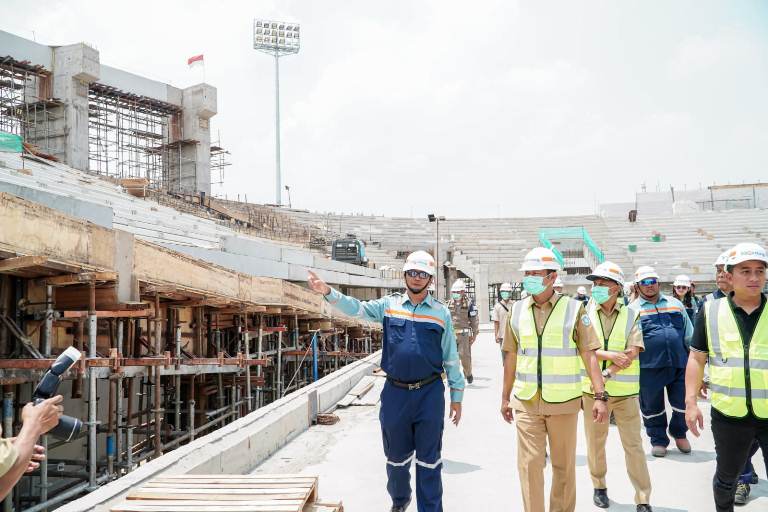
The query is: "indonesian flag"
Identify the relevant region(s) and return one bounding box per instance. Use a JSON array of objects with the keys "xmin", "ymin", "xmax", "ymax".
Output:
[{"xmin": 187, "ymin": 54, "xmax": 204, "ymax": 67}]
